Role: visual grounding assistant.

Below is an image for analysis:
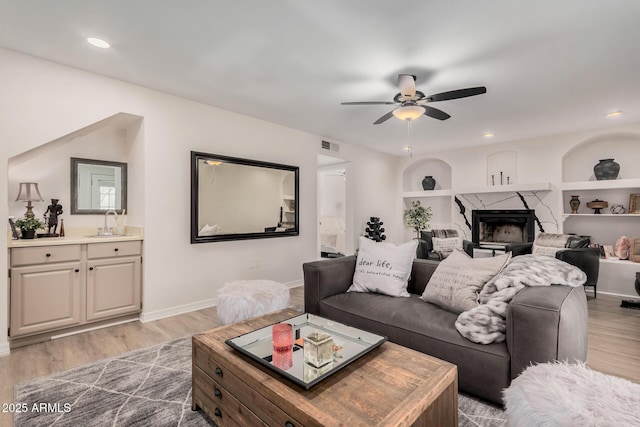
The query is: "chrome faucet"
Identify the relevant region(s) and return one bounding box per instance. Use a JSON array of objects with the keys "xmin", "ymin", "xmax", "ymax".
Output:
[{"xmin": 101, "ymin": 209, "xmax": 119, "ymax": 235}]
